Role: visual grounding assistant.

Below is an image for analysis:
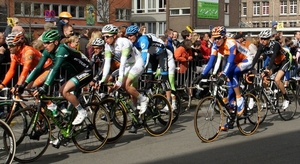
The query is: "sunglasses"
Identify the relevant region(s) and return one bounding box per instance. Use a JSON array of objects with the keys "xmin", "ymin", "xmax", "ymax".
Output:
[
  {"xmin": 127, "ymin": 34, "xmax": 134, "ymax": 37},
  {"xmin": 214, "ymin": 36, "xmax": 224, "ymax": 40},
  {"xmin": 93, "ymin": 47, "xmax": 103, "ymax": 50},
  {"xmin": 8, "ymin": 44, "xmax": 16, "ymax": 48},
  {"xmin": 260, "ymin": 38, "xmax": 270, "ymax": 40},
  {"xmin": 43, "ymin": 41, "xmax": 54, "ymax": 45},
  {"xmin": 103, "ymin": 35, "xmax": 113, "ymax": 39}
]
